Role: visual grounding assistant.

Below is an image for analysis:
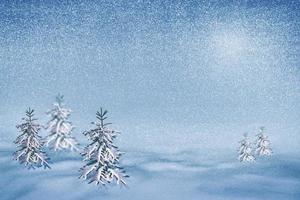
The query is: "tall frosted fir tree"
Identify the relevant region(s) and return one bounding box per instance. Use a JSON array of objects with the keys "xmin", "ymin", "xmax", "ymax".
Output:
[
  {"xmin": 255, "ymin": 127, "xmax": 272, "ymax": 156},
  {"xmin": 238, "ymin": 133, "xmax": 255, "ymax": 162},
  {"xmin": 45, "ymin": 94, "xmax": 78, "ymax": 151},
  {"xmin": 80, "ymin": 108, "xmax": 128, "ymax": 186},
  {"xmin": 13, "ymin": 108, "xmax": 50, "ymax": 169}
]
